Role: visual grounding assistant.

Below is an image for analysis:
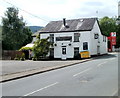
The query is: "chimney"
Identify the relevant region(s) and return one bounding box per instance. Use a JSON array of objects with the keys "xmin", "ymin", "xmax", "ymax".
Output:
[{"xmin": 63, "ymin": 18, "xmax": 66, "ymax": 26}]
